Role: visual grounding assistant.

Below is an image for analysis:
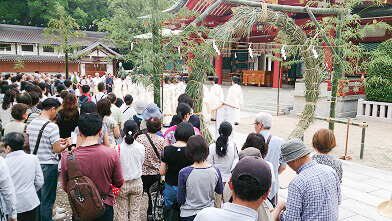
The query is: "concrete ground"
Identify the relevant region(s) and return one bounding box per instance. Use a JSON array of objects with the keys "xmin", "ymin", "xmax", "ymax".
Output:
[{"xmin": 214, "ymin": 113, "xmax": 392, "ymax": 221}]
